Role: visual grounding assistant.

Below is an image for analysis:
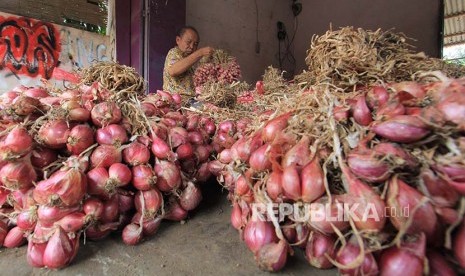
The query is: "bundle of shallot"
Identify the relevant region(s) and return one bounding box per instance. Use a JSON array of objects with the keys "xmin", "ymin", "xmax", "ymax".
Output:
[
  {"xmin": 0, "ymin": 66, "xmax": 217, "ymax": 270},
  {"xmin": 194, "ymin": 49, "xmax": 241, "ymax": 88},
  {"xmin": 211, "ymin": 73, "xmax": 465, "ymax": 274}
]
